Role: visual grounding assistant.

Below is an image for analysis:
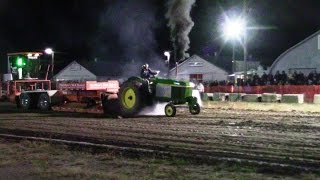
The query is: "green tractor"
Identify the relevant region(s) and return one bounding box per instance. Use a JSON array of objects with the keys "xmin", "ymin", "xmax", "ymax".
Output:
[{"xmin": 102, "ymin": 75, "xmax": 201, "ymax": 117}]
